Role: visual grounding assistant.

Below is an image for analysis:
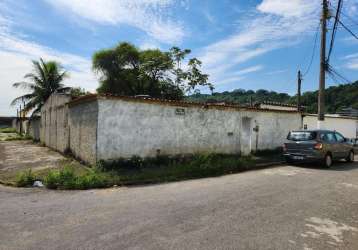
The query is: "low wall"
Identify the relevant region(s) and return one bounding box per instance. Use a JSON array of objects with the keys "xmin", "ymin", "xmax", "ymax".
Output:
[
  {"xmin": 28, "ymin": 117, "xmax": 41, "ymax": 141},
  {"xmin": 94, "ymin": 97, "xmax": 302, "ymax": 162},
  {"xmin": 0, "ymin": 117, "xmax": 15, "ymax": 128},
  {"xmin": 40, "ymin": 94, "xmax": 72, "ymax": 152},
  {"xmin": 11, "ymin": 117, "xmax": 40, "ymax": 140},
  {"xmin": 68, "ymin": 100, "xmax": 98, "ymax": 164}
]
